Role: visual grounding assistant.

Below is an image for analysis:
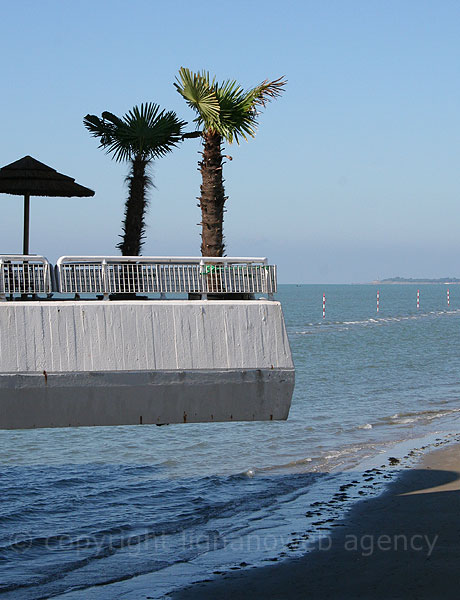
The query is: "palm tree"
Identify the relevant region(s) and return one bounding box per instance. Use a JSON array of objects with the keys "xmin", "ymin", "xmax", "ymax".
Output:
[
  {"xmin": 175, "ymin": 68, "xmax": 286, "ymax": 257},
  {"xmin": 84, "ymin": 103, "xmax": 186, "ymax": 255}
]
